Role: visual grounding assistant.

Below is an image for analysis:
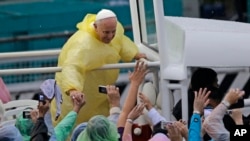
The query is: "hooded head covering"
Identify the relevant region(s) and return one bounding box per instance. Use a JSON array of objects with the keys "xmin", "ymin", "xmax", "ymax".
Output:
[
  {"xmin": 40, "ymin": 79, "xmax": 62, "ymax": 120},
  {"xmin": 71, "ymin": 122, "xmax": 88, "ymax": 141},
  {"xmin": 15, "ymin": 111, "xmax": 34, "ymax": 141},
  {"xmin": 95, "ymin": 9, "xmax": 116, "ymax": 21},
  {"xmin": 76, "ymin": 115, "xmax": 119, "ymax": 141},
  {"xmin": 0, "ymin": 125, "xmax": 23, "ymax": 141},
  {"xmin": 149, "ymin": 133, "xmax": 170, "ymax": 141}
]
